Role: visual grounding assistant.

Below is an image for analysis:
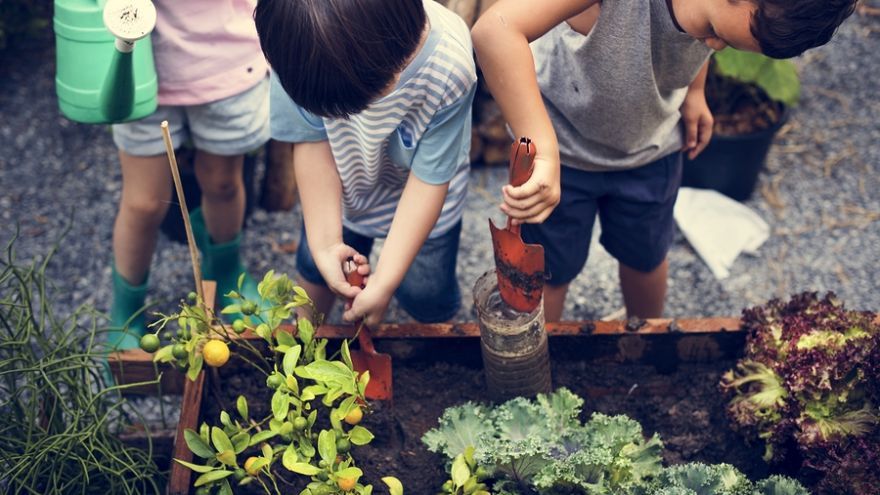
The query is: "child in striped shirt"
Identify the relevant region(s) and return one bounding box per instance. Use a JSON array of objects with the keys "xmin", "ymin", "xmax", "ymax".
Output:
[{"xmin": 255, "ymin": 0, "xmax": 477, "ymax": 325}]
